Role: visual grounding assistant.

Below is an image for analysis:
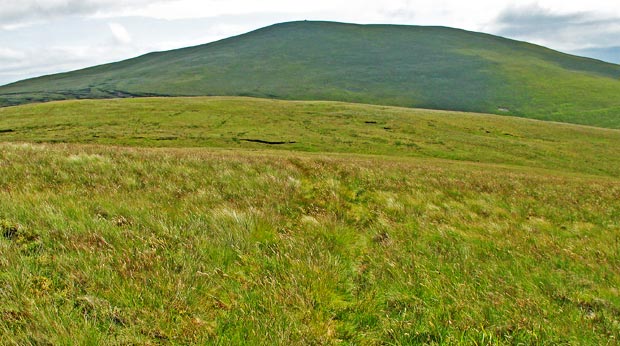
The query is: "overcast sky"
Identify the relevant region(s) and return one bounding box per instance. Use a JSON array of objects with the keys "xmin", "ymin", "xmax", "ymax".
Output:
[{"xmin": 1, "ymin": 0, "xmax": 620, "ymax": 86}]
